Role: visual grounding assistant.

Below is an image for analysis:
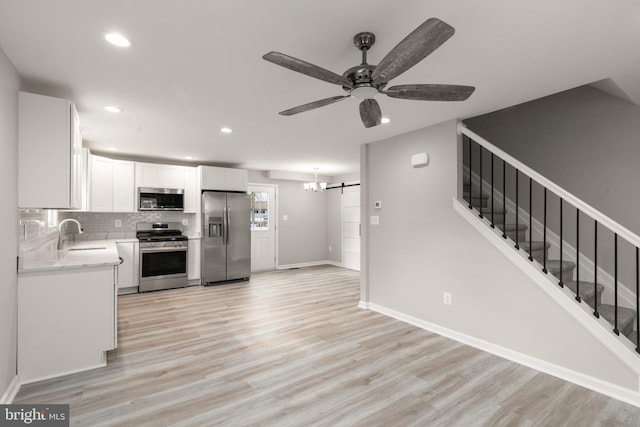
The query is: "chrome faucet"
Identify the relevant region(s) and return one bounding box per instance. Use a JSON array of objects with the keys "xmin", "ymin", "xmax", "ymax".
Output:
[{"xmin": 57, "ymin": 218, "xmax": 84, "ymax": 250}]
